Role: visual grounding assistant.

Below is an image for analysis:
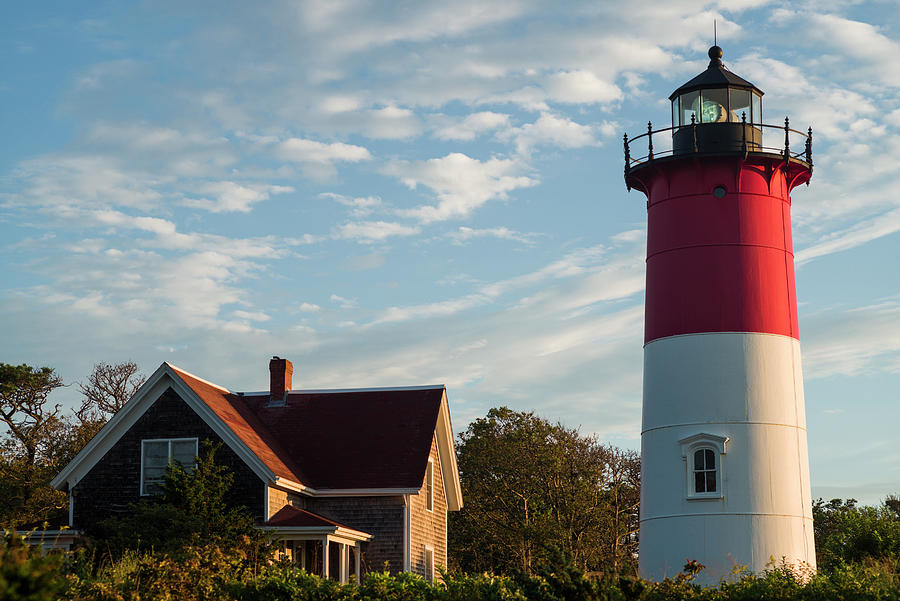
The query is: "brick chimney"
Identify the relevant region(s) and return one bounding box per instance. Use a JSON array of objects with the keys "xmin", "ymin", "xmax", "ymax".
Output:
[{"xmin": 269, "ymin": 356, "xmax": 293, "ymax": 404}]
